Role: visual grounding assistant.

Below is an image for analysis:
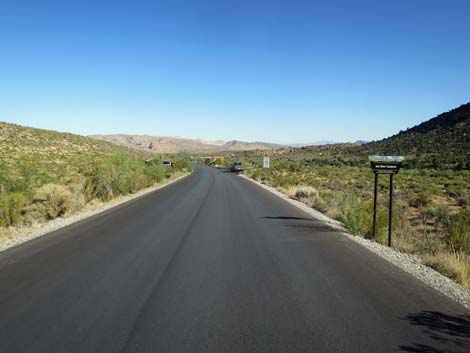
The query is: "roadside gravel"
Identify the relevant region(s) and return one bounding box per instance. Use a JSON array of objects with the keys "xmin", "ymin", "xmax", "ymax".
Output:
[
  {"xmin": 240, "ymin": 174, "xmax": 470, "ymax": 310},
  {"xmin": 0, "ymin": 173, "xmax": 191, "ymax": 253}
]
